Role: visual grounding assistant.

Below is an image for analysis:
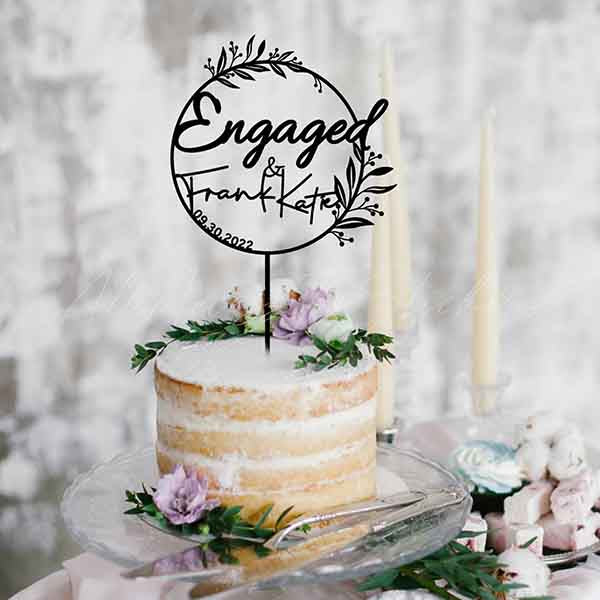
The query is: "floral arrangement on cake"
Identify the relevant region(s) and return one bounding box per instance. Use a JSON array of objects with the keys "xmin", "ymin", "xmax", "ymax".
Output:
[
  {"xmin": 131, "ymin": 279, "xmax": 394, "ymax": 372},
  {"xmin": 125, "ymin": 464, "xmax": 309, "ymax": 562}
]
